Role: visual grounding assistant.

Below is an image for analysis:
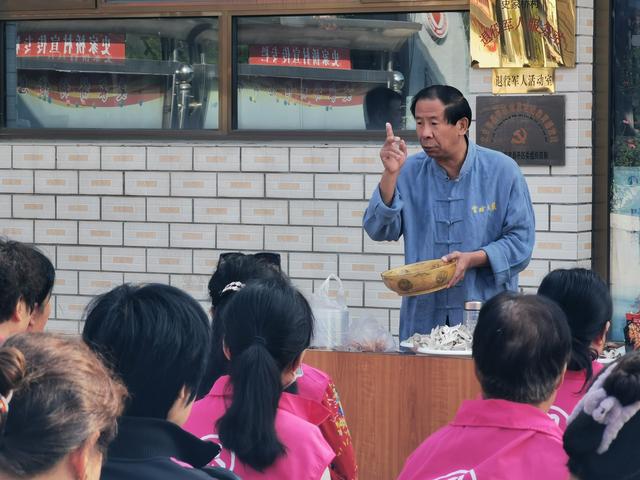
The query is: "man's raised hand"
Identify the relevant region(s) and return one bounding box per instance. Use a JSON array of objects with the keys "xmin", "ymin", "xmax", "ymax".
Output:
[{"xmin": 380, "ymin": 122, "xmax": 408, "ymax": 175}]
